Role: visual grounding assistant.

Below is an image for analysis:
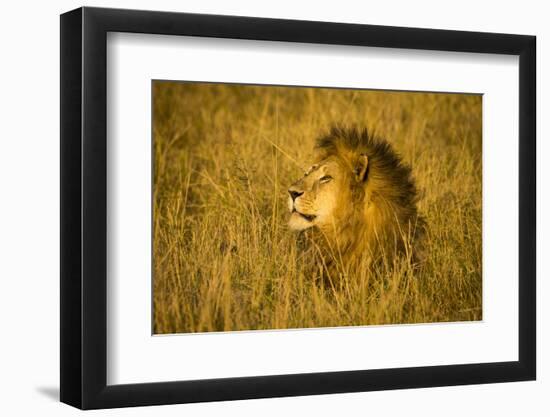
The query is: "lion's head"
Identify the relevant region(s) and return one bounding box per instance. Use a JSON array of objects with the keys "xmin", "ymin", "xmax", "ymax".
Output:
[
  {"xmin": 288, "ymin": 126, "xmax": 424, "ymax": 270},
  {"xmin": 287, "ymin": 154, "xmax": 366, "ymax": 232}
]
